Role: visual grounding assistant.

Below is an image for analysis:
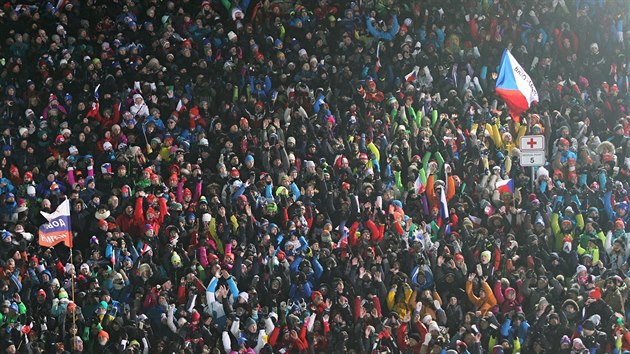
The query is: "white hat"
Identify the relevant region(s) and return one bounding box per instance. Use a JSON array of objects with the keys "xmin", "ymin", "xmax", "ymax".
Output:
[
  {"xmin": 238, "ymin": 292, "xmax": 249, "ymax": 302},
  {"xmin": 576, "ymin": 265, "xmax": 587, "ymax": 274},
  {"xmin": 68, "ymin": 146, "xmax": 78, "ymax": 154},
  {"xmin": 103, "ymin": 141, "xmax": 113, "ymax": 150},
  {"xmin": 428, "ymin": 321, "xmax": 440, "ymax": 333},
  {"xmin": 298, "ymin": 49, "xmax": 307, "ymax": 57},
  {"xmin": 25, "ymin": 109, "xmax": 34, "ymax": 116},
  {"xmin": 18, "ymin": 127, "xmax": 28, "ymax": 136},
  {"xmin": 202, "ymin": 213, "xmax": 211, "ymax": 223},
  {"xmin": 199, "ymin": 138, "xmax": 209, "ymax": 146},
  {"xmin": 133, "ymin": 94, "xmax": 143, "ymax": 101},
  {"xmin": 227, "ymin": 31, "xmax": 237, "ymax": 41},
  {"xmin": 27, "ymin": 185, "xmax": 36, "ymax": 197},
  {"xmin": 536, "ymin": 166, "xmax": 549, "ymax": 179}
]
